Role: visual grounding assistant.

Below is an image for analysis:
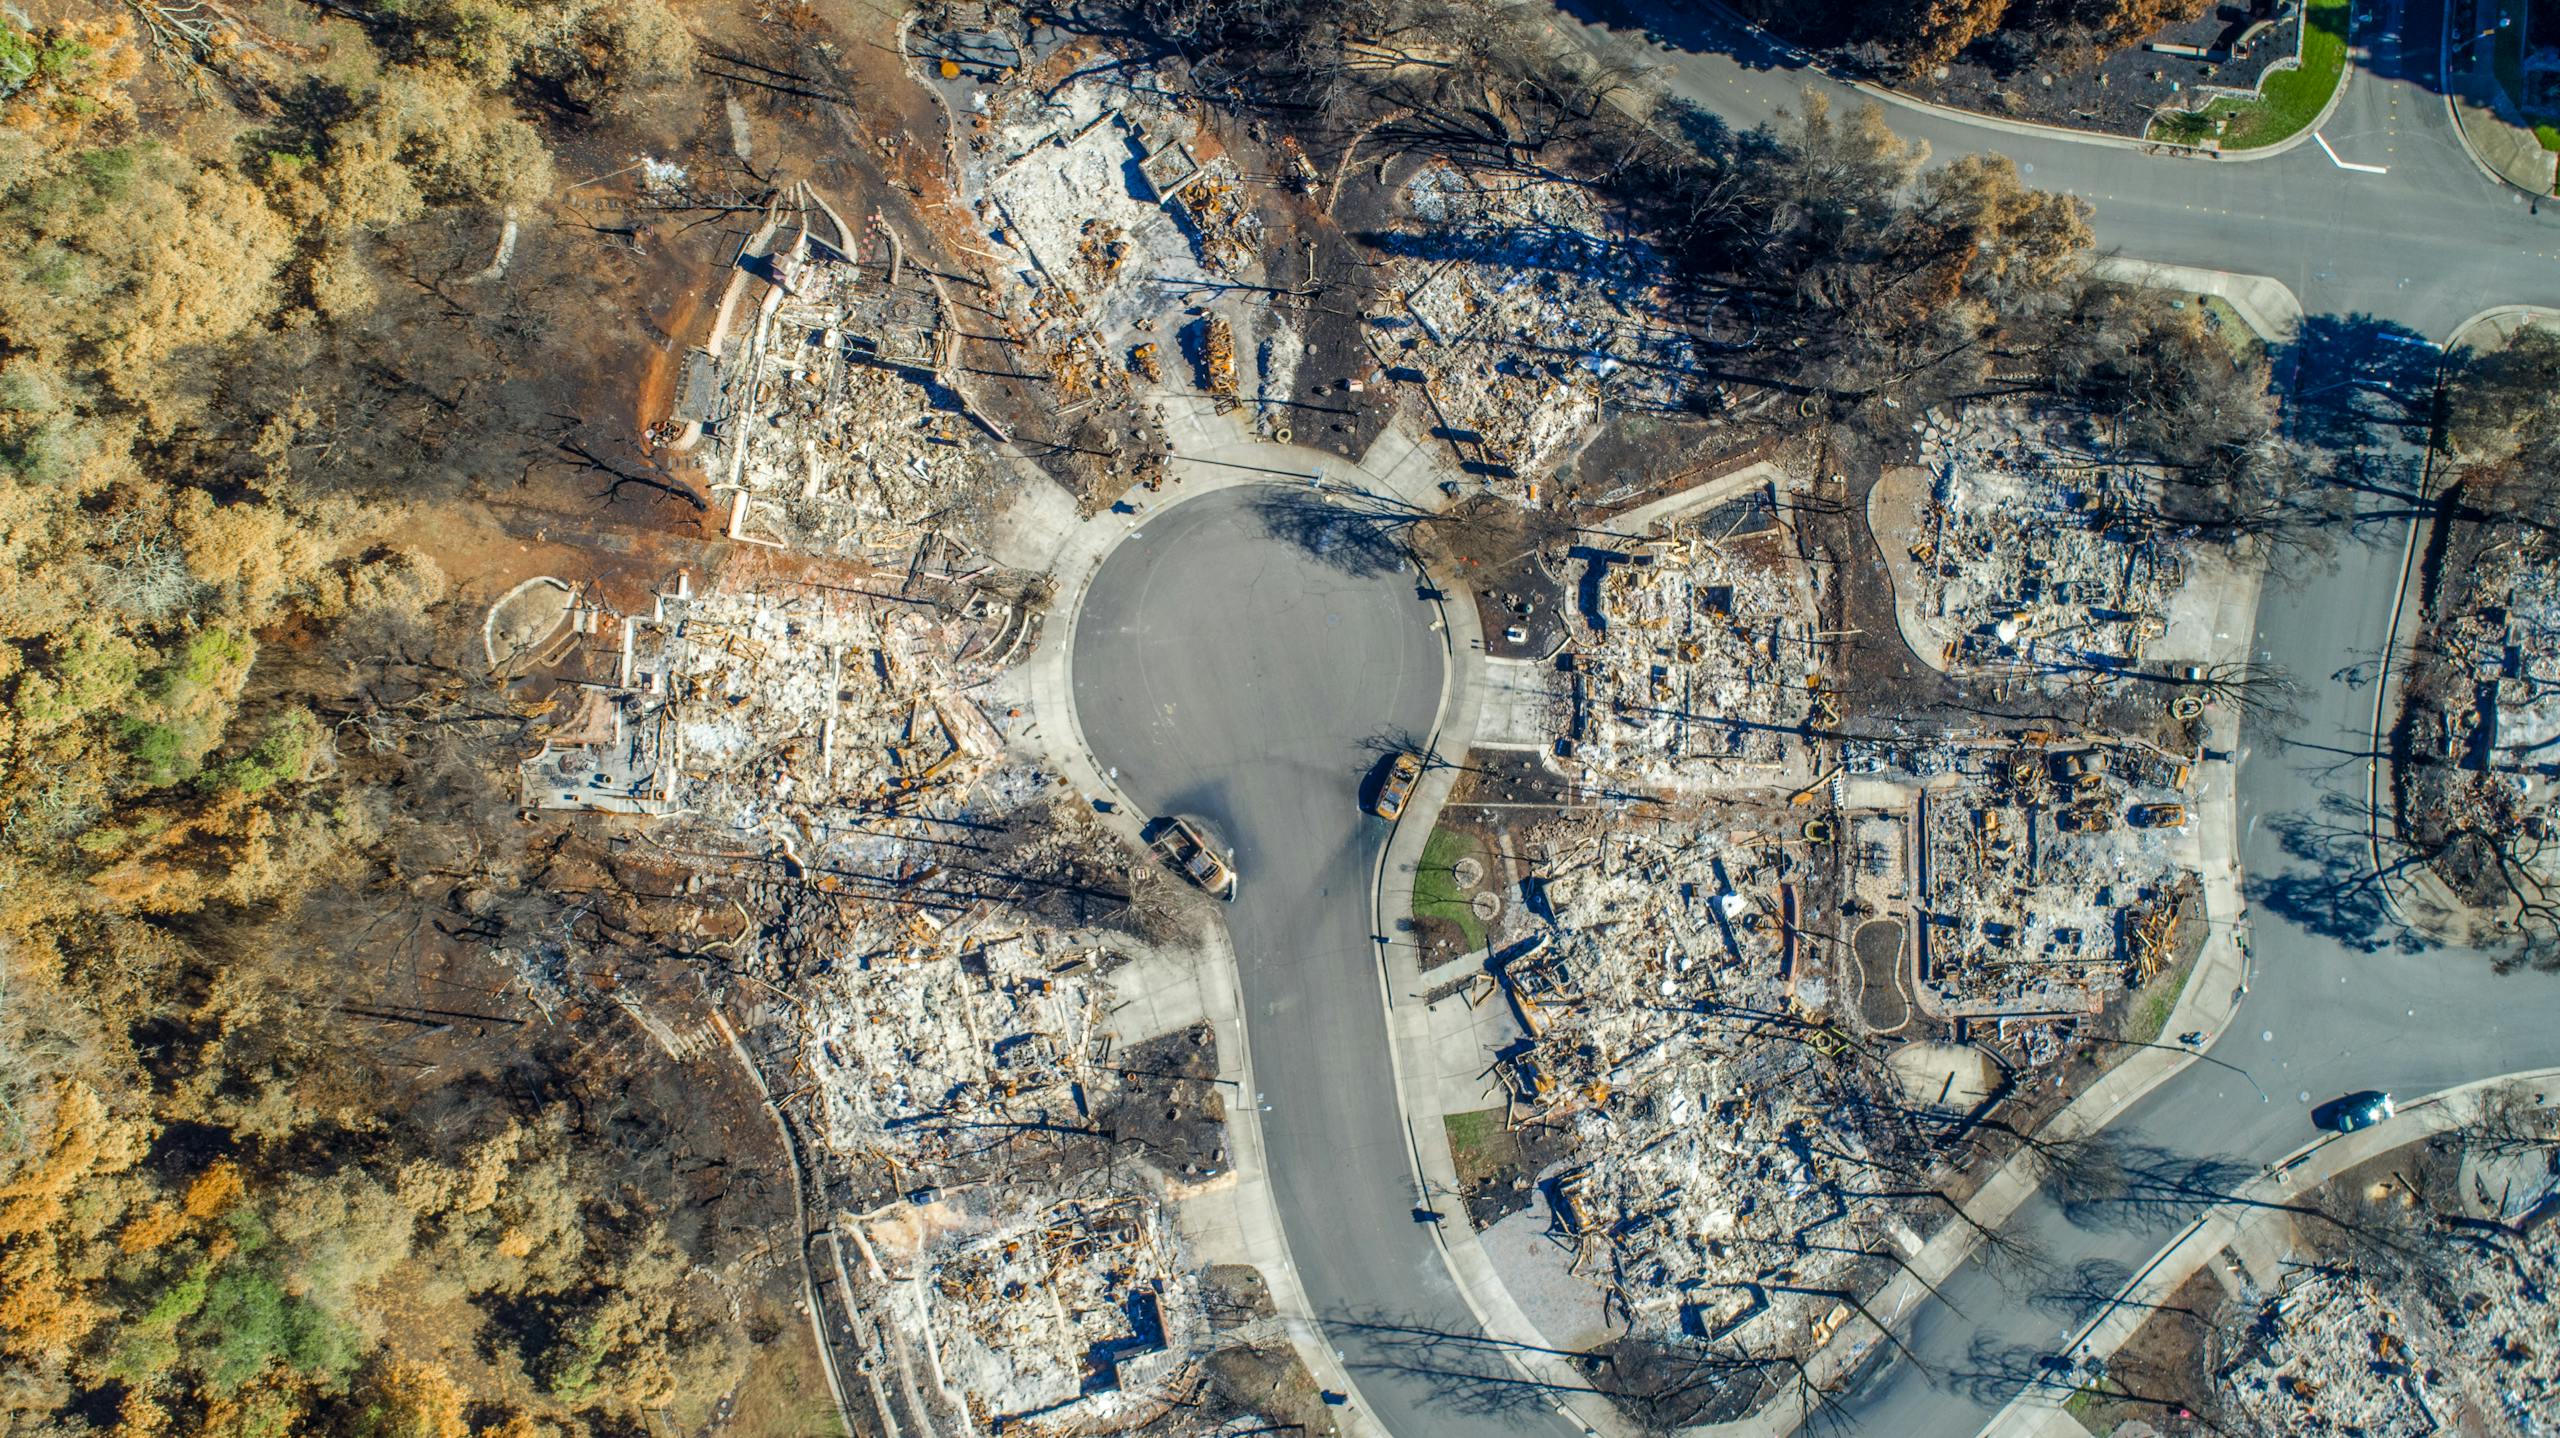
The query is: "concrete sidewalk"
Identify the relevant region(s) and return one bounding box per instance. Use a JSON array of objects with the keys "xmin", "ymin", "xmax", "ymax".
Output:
[
  {"xmin": 985, "ymin": 405, "xmax": 1478, "ymax": 1438},
  {"xmin": 1589, "ymin": 458, "xmax": 1782, "ymax": 538},
  {"xmin": 1976, "ymin": 1067, "xmax": 2560, "ymax": 1438},
  {"xmin": 2089, "ymin": 257, "xmax": 2305, "ymax": 342},
  {"xmin": 1369, "ymin": 518, "xmax": 1639, "ymax": 1438},
  {"xmin": 994, "ymin": 374, "xmax": 2278, "ymax": 1438},
  {"xmin": 2444, "ymin": 0, "xmax": 2558, "ymax": 195},
  {"xmin": 1730, "ymin": 509, "xmax": 2272, "ymax": 1438}
]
